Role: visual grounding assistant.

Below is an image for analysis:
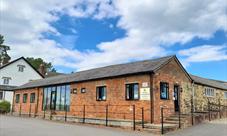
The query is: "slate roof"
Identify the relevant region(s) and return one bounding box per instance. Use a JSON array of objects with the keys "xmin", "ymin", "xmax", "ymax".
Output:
[
  {"xmin": 190, "ymin": 75, "xmax": 227, "ymax": 90},
  {"xmin": 0, "ymin": 85, "xmax": 17, "ymax": 91},
  {"xmin": 45, "ymin": 71, "xmax": 65, "ymax": 78},
  {"xmin": 16, "ymin": 55, "xmax": 177, "ymax": 90}
]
